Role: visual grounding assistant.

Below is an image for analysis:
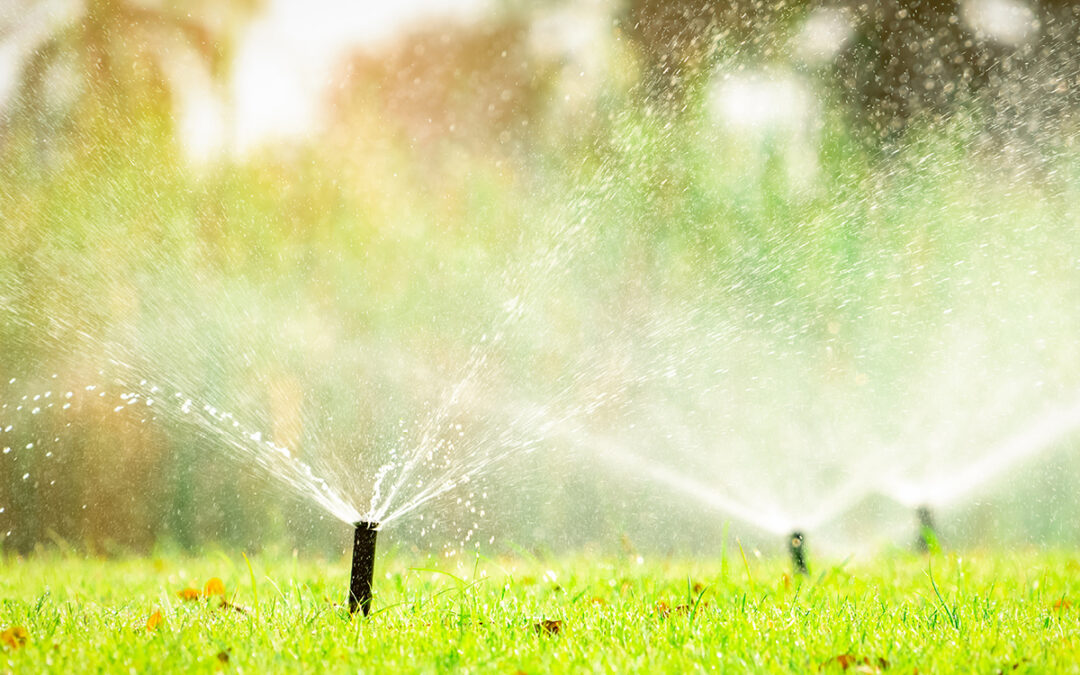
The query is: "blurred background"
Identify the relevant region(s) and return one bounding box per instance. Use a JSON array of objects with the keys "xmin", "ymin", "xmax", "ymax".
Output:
[{"xmin": 1, "ymin": 0, "xmax": 1079, "ymax": 558}]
